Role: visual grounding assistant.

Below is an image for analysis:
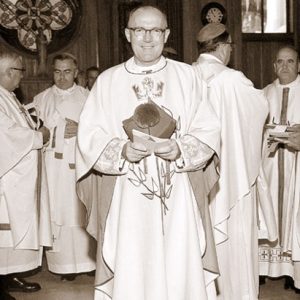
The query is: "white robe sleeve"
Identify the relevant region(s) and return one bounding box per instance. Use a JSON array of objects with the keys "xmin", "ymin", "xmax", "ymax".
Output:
[
  {"xmin": 0, "ymin": 110, "xmax": 42, "ymax": 177},
  {"xmin": 173, "ymin": 72, "xmax": 219, "ymax": 172}
]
